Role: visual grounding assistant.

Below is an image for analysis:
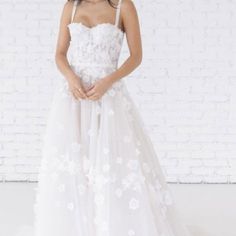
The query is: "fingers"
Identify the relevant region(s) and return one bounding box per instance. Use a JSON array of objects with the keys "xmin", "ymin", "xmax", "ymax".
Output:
[
  {"xmin": 86, "ymin": 86, "xmax": 102, "ymax": 100},
  {"xmin": 68, "ymin": 78, "xmax": 89, "ymax": 100},
  {"xmin": 88, "ymin": 94, "xmax": 100, "ymax": 100},
  {"xmin": 70, "ymin": 86, "xmax": 88, "ymax": 100},
  {"xmin": 85, "ymin": 84, "xmax": 95, "ymax": 92},
  {"xmin": 77, "ymin": 86, "xmax": 88, "ymax": 99},
  {"xmin": 71, "ymin": 91, "xmax": 78, "ymax": 100},
  {"xmin": 87, "ymin": 91, "xmax": 100, "ymax": 100},
  {"xmin": 69, "ymin": 81, "xmax": 101, "ymax": 101},
  {"xmin": 86, "ymin": 87, "xmax": 96, "ymax": 97},
  {"xmin": 70, "ymin": 89, "xmax": 79, "ymax": 100},
  {"xmin": 73, "ymin": 89, "xmax": 82, "ymax": 100}
]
